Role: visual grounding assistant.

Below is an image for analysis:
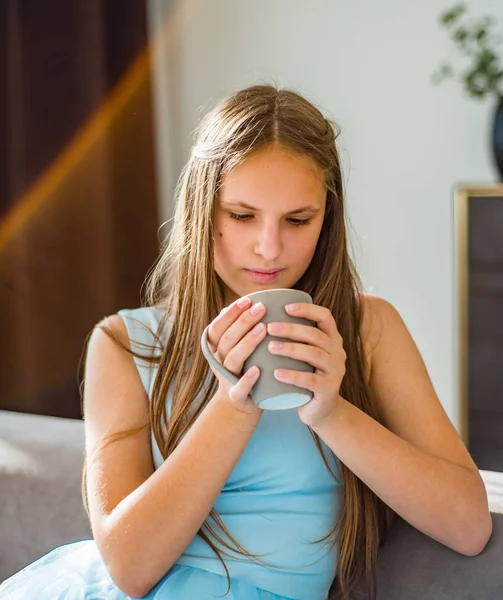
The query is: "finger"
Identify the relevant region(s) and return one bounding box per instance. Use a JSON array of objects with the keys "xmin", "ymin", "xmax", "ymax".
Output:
[
  {"xmin": 207, "ymin": 296, "xmax": 251, "ymax": 347},
  {"xmin": 223, "ymin": 321, "xmax": 267, "ymax": 374},
  {"xmin": 284, "ymin": 303, "xmax": 339, "ymax": 339},
  {"xmin": 274, "ymin": 368, "xmax": 323, "ymax": 393},
  {"xmin": 268, "ymin": 340, "xmax": 334, "ymax": 373},
  {"xmin": 218, "ymin": 301, "xmax": 266, "ymax": 358},
  {"xmin": 229, "ymin": 366, "xmax": 261, "ymax": 403},
  {"xmin": 267, "ymin": 322, "xmax": 332, "ymax": 353}
]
